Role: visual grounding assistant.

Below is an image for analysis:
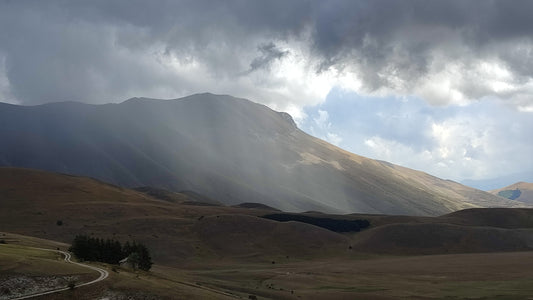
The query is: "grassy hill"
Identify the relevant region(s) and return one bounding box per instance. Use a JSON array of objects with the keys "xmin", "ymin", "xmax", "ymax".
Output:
[
  {"xmin": 490, "ymin": 182, "xmax": 533, "ymax": 204},
  {"xmin": 0, "ymin": 168, "xmax": 352, "ymax": 265},
  {"xmin": 2, "ymin": 167, "xmax": 533, "ymax": 262}
]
